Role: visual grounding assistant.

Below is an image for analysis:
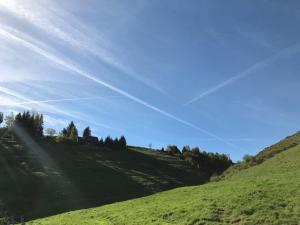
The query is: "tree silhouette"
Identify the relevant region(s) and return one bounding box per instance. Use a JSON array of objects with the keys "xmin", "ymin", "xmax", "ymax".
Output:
[
  {"xmin": 166, "ymin": 145, "xmax": 180, "ymax": 155},
  {"xmin": 83, "ymin": 126, "xmax": 91, "ymax": 142},
  {"xmin": 61, "ymin": 128, "xmax": 68, "ymax": 137},
  {"xmin": 104, "ymin": 136, "xmax": 114, "ymax": 149},
  {"xmin": 119, "ymin": 136, "xmax": 127, "ymax": 150},
  {"xmin": 13, "ymin": 111, "xmax": 44, "ymax": 138},
  {"xmin": 70, "ymin": 126, "xmax": 78, "ymax": 143},
  {"xmin": 0, "ymin": 112, "xmax": 3, "ymax": 126},
  {"xmin": 66, "ymin": 121, "xmax": 76, "ymax": 137}
]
